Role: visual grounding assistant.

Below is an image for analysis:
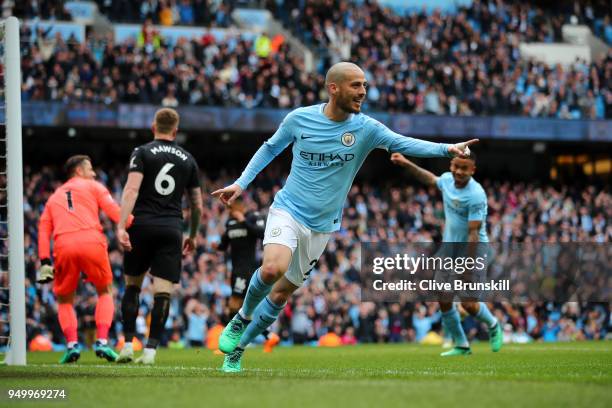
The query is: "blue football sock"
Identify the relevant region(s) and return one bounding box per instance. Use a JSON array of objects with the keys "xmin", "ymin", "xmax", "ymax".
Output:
[
  {"xmin": 441, "ymin": 307, "xmax": 469, "ymax": 348},
  {"xmin": 475, "ymin": 302, "xmax": 498, "ymax": 328},
  {"xmin": 238, "ymin": 268, "xmax": 272, "ymax": 320},
  {"xmin": 239, "ymin": 296, "xmax": 285, "ymax": 348}
]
